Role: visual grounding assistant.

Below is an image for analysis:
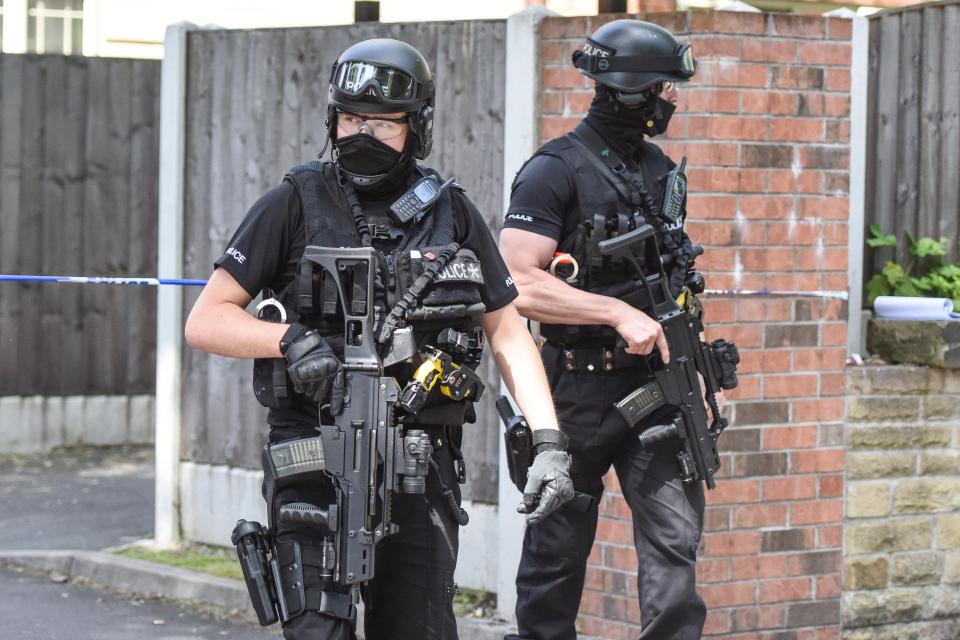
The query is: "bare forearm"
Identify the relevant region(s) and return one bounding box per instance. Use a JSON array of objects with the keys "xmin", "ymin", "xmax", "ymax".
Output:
[
  {"xmin": 512, "ymin": 266, "xmax": 625, "ymax": 328},
  {"xmin": 185, "ymin": 301, "xmax": 287, "ymax": 359},
  {"xmin": 483, "ymin": 306, "xmax": 559, "ymax": 432}
]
